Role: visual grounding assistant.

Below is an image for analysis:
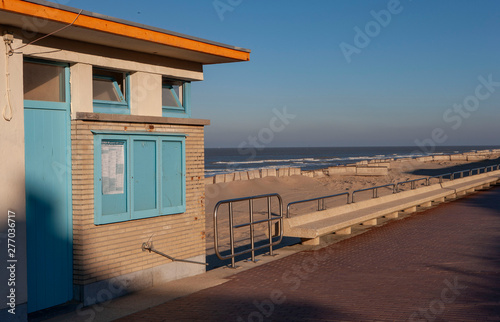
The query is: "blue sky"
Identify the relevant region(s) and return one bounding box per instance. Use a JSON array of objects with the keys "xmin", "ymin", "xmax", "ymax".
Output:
[{"xmin": 53, "ymin": 0, "xmax": 500, "ymax": 148}]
